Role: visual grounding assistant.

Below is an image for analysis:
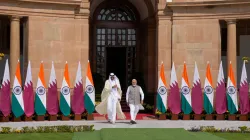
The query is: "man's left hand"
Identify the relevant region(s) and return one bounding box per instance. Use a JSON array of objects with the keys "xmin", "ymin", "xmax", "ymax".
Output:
[{"xmin": 141, "ymin": 101, "xmax": 143, "ymax": 105}]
